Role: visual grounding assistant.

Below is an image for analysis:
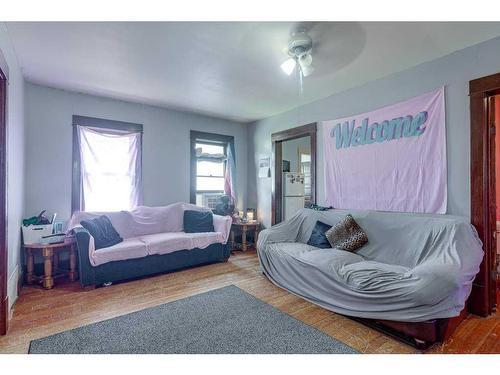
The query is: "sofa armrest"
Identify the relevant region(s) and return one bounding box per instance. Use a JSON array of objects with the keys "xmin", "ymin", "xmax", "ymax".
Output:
[
  {"xmin": 256, "ymin": 214, "xmax": 304, "ymax": 250},
  {"xmin": 72, "ymin": 226, "xmax": 96, "ymax": 287},
  {"xmin": 213, "ymin": 214, "xmax": 232, "ymax": 243}
]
